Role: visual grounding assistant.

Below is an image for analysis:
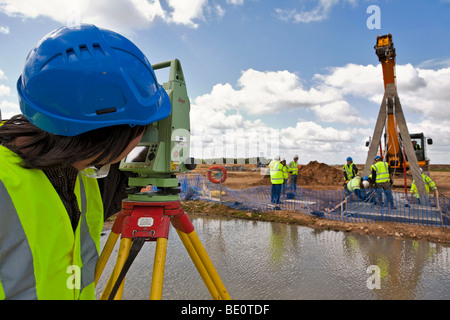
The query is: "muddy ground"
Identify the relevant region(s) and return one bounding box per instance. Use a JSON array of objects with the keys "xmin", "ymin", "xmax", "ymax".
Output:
[{"xmin": 181, "ymin": 162, "xmax": 450, "ymax": 246}]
